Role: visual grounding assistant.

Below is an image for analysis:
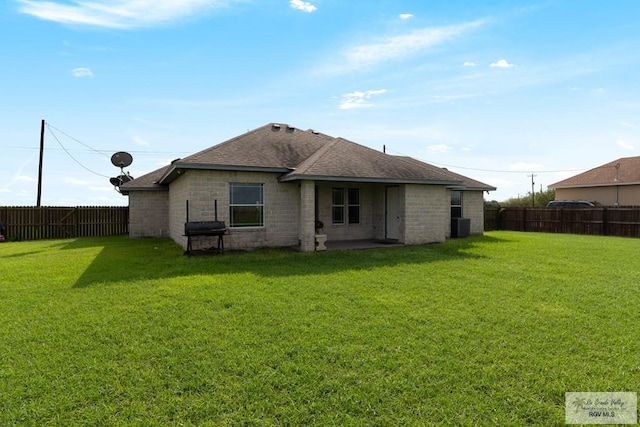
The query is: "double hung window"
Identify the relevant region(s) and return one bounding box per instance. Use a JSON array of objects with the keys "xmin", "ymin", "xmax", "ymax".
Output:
[
  {"xmin": 230, "ymin": 183, "xmax": 264, "ymax": 227},
  {"xmin": 451, "ymin": 191, "xmax": 463, "ymax": 218},
  {"xmin": 332, "ymin": 188, "xmax": 360, "ymax": 225}
]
